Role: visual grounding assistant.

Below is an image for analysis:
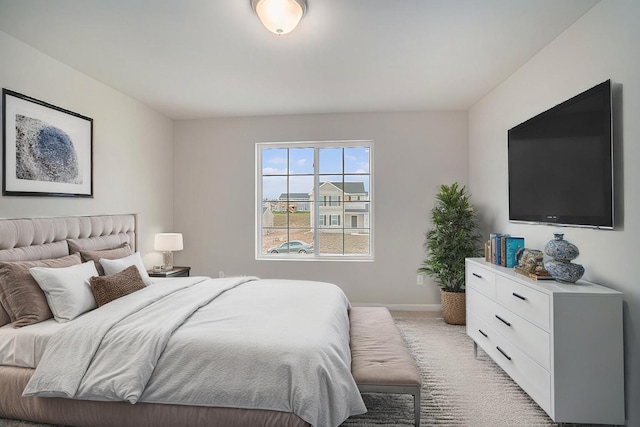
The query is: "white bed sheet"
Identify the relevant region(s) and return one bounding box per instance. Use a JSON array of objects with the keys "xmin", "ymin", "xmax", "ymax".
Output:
[{"xmin": 0, "ymin": 319, "xmax": 67, "ymax": 368}]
